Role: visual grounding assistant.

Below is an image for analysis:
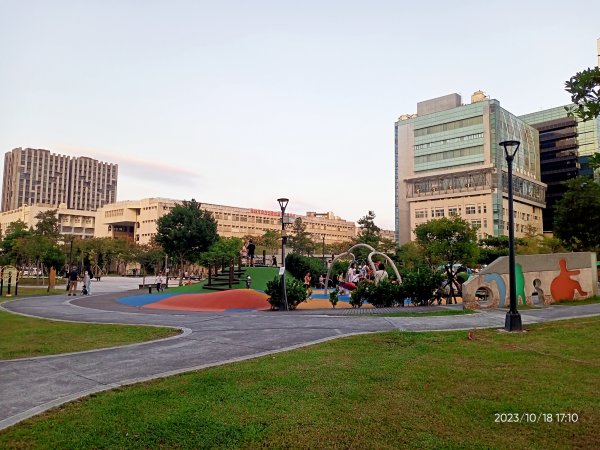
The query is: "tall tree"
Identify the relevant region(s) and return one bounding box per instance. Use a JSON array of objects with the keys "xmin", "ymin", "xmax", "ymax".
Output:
[
  {"xmin": 261, "ymin": 230, "xmax": 280, "ymax": 257},
  {"xmin": 356, "ymin": 210, "xmax": 381, "ymax": 248},
  {"xmin": 155, "ymin": 199, "xmax": 218, "ymax": 283},
  {"xmin": 414, "ymin": 216, "xmax": 479, "ymax": 268},
  {"xmin": 34, "ymin": 210, "xmax": 60, "ymax": 238},
  {"xmin": 565, "ymin": 66, "xmax": 600, "ymax": 121},
  {"xmin": 553, "ymin": 177, "xmax": 600, "ymax": 251},
  {"xmin": 288, "ymin": 218, "xmax": 315, "ymax": 256}
]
